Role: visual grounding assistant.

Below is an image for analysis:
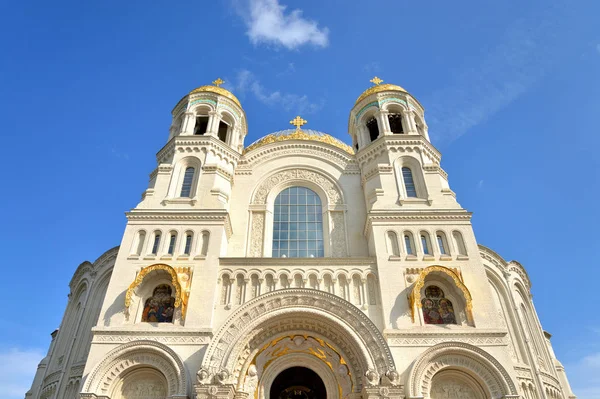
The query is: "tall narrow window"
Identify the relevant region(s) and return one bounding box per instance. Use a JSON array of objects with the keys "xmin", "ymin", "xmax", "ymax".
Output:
[
  {"xmin": 200, "ymin": 231, "xmax": 210, "ymax": 256},
  {"xmin": 437, "ymin": 234, "xmax": 447, "ymax": 255},
  {"xmin": 453, "ymin": 231, "xmax": 468, "ymax": 256},
  {"xmin": 421, "ymin": 234, "xmax": 430, "ymax": 255},
  {"xmin": 167, "ymin": 233, "xmax": 176, "ymax": 255},
  {"xmin": 151, "ymin": 233, "xmax": 161, "ymax": 255},
  {"xmin": 387, "ymin": 231, "xmax": 400, "ymax": 256},
  {"xmin": 402, "ymin": 167, "xmax": 417, "ymax": 198},
  {"xmin": 217, "ymin": 121, "xmax": 228, "ymax": 142},
  {"xmin": 136, "ymin": 231, "xmax": 146, "ymax": 255},
  {"xmin": 184, "ymin": 233, "xmax": 193, "ymax": 255},
  {"xmin": 194, "ymin": 116, "xmax": 209, "ymax": 135},
  {"xmin": 404, "ymin": 234, "xmax": 414, "ymax": 255},
  {"xmin": 272, "ymin": 187, "xmax": 324, "ymax": 258},
  {"xmin": 180, "ymin": 167, "xmax": 195, "ymax": 197}
]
